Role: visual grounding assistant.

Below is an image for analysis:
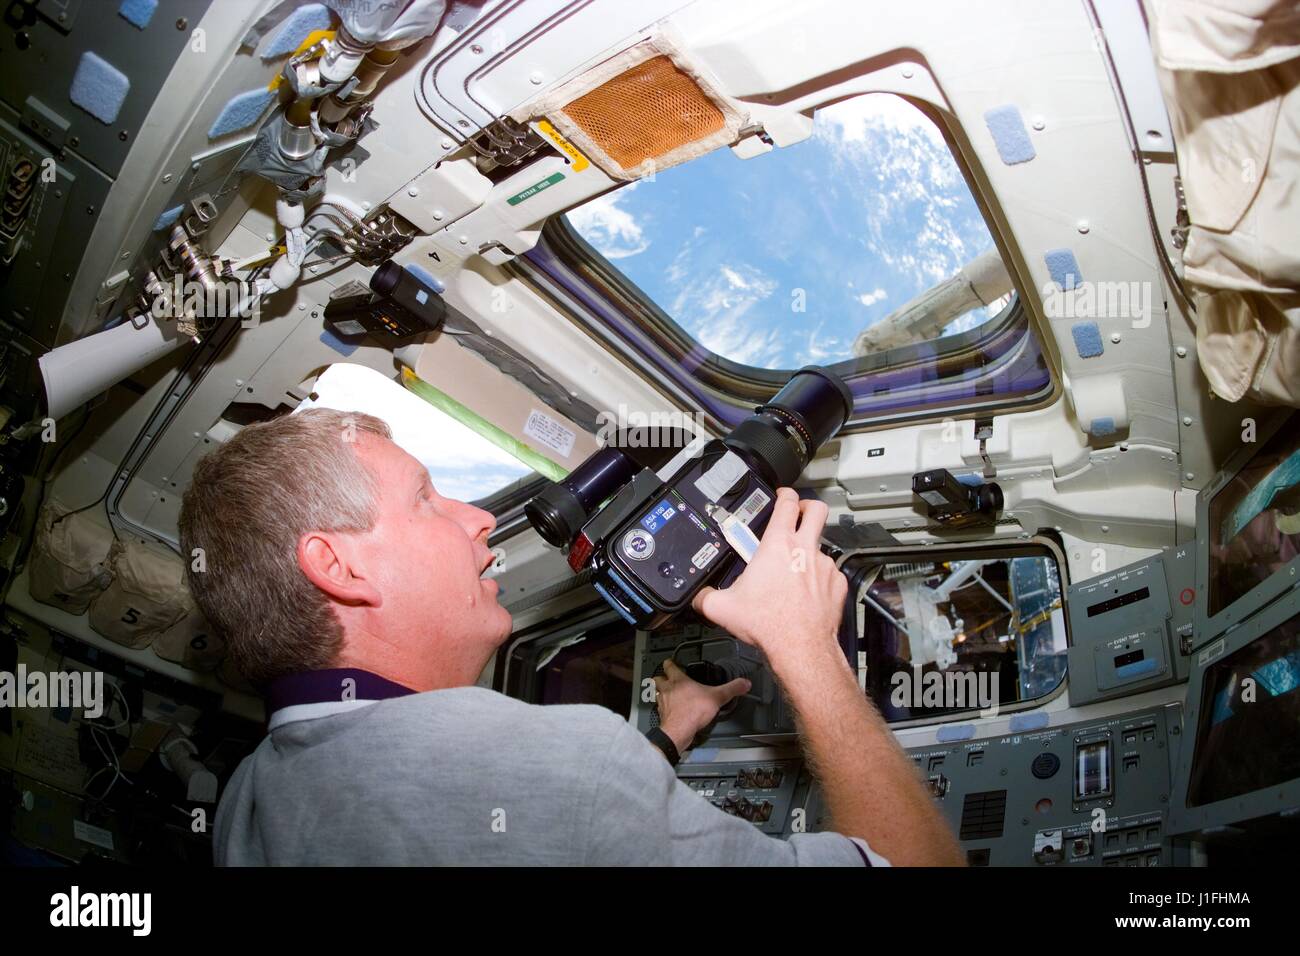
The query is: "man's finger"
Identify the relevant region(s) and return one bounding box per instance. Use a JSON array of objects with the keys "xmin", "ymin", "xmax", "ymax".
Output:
[
  {"xmin": 794, "ymin": 497, "xmax": 831, "ymax": 547},
  {"xmin": 692, "ymin": 585, "xmax": 721, "ymax": 621},
  {"xmin": 662, "ymin": 659, "xmax": 682, "ymax": 677},
  {"xmin": 763, "ymin": 487, "xmax": 801, "ymax": 538}
]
